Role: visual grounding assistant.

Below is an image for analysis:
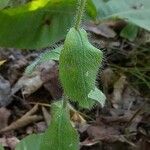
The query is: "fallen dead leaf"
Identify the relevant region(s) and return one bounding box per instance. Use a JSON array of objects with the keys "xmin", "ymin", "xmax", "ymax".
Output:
[
  {"xmin": 0, "ymin": 108, "xmax": 11, "ymax": 130},
  {"xmin": 0, "ymin": 75, "xmax": 12, "ymax": 107},
  {"xmin": 69, "ymin": 104, "xmax": 86, "ymax": 128},
  {"xmin": 111, "ymin": 75, "xmax": 127, "ymax": 109},
  {"xmin": 87, "ymin": 125, "xmax": 120, "ymax": 143},
  {"xmin": 101, "ymin": 68, "xmax": 114, "ymax": 96},
  {"xmin": 86, "ymin": 23, "xmax": 116, "ymax": 38},
  {"xmin": 40, "ymin": 61, "xmax": 62, "ymax": 99},
  {"xmin": 11, "ymin": 73, "xmax": 43, "ymax": 96},
  {"xmin": 35, "ymin": 121, "xmax": 47, "ymax": 133},
  {"xmin": 0, "ymin": 137, "xmax": 20, "ymax": 149},
  {"xmin": 42, "ymin": 106, "xmax": 51, "ymax": 126},
  {"xmin": 0, "ymin": 60, "xmax": 6, "ymax": 66}
]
